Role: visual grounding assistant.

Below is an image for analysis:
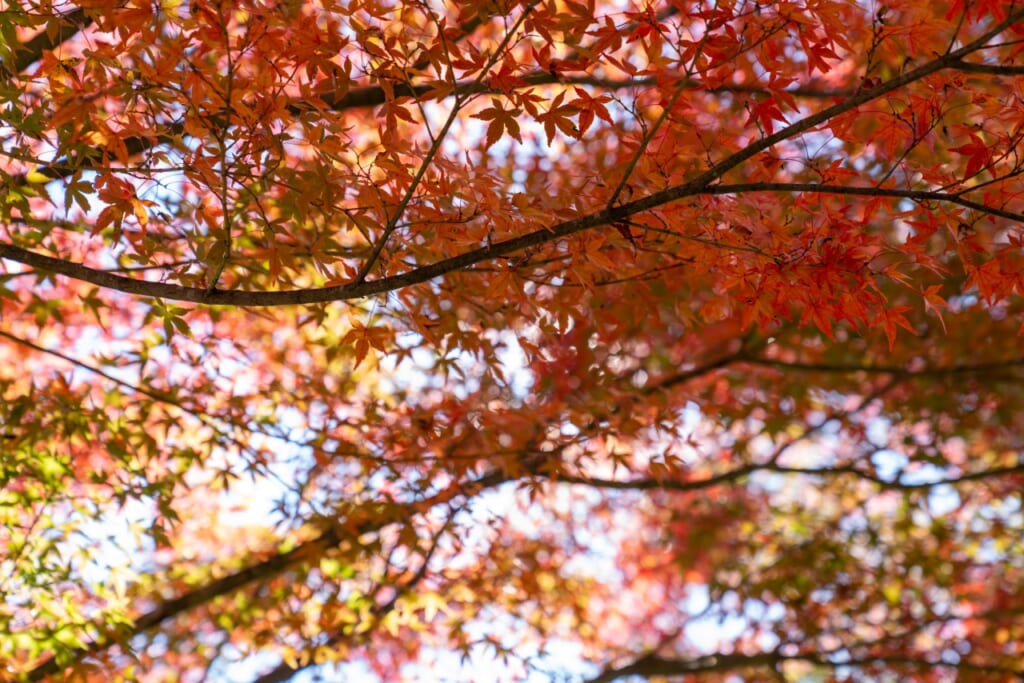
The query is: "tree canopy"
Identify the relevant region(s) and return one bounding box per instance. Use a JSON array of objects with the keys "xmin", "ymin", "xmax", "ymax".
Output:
[{"xmin": 2, "ymin": 0, "xmax": 1024, "ymax": 680}]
